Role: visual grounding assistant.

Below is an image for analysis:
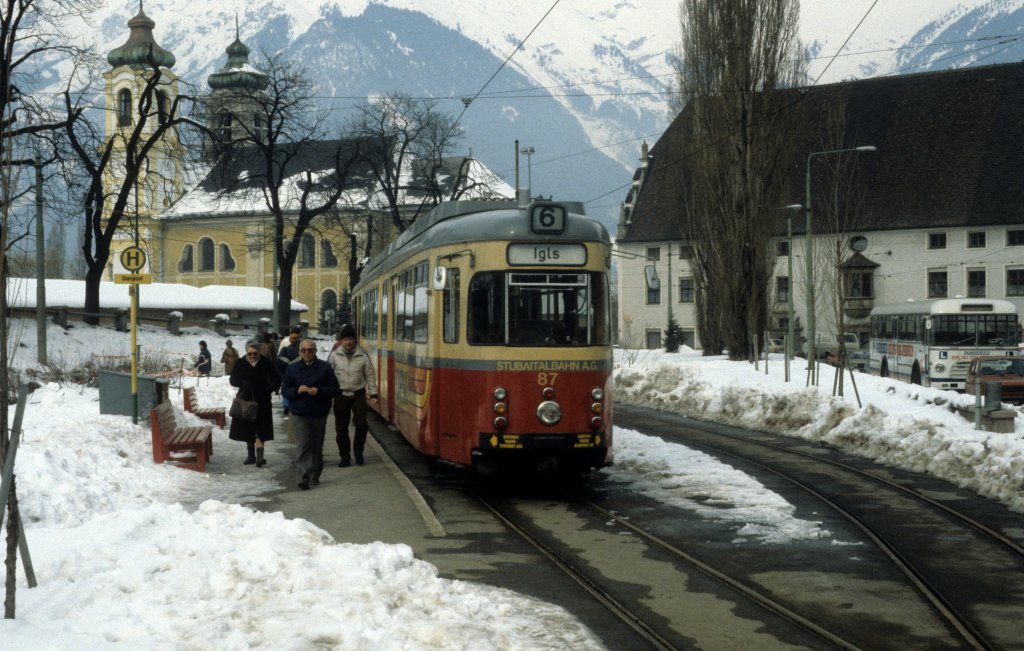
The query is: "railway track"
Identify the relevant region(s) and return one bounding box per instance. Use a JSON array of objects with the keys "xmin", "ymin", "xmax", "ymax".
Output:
[{"xmin": 614, "ymin": 403, "xmax": 1024, "ymax": 650}]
